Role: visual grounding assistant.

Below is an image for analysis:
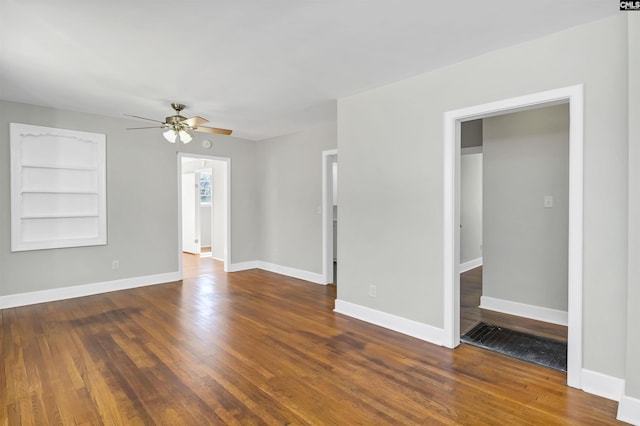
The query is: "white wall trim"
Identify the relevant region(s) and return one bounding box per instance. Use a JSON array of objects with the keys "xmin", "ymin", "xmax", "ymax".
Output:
[
  {"xmin": 0, "ymin": 271, "xmax": 181, "ymax": 309},
  {"xmin": 227, "ymin": 261, "xmax": 259, "ymax": 272},
  {"xmin": 322, "ymin": 149, "xmax": 338, "ymax": 284},
  {"xmin": 257, "ymin": 261, "xmax": 325, "ymax": 284},
  {"xmin": 581, "ymin": 369, "xmax": 625, "ymax": 402},
  {"xmin": 334, "ymin": 299, "xmax": 445, "ymax": 346},
  {"xmin": 618, "ymin": 394, "xmax": 640, "ymax": 425},
  {"xmin": 226, "ymin": 260, "xmax": 325, "ymax": 284},
  {"xmin": 443, "ymin": 84, "xmax": 584, "ymax": 389},
  {"xmin": 459, "ymin": 257, "xmax": 483, "ymax": 273},
  {"xmin": 479, "ymin": 296, "xmax": 568, "ymax": 326}
]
